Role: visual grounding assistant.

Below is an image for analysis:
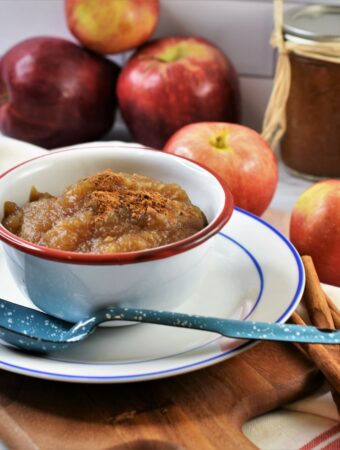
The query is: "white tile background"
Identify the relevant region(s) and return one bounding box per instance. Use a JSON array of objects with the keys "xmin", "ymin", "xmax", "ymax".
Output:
[{"xmin": 0, "ymin": 0, "xmax": 333, "ymax": 133}]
